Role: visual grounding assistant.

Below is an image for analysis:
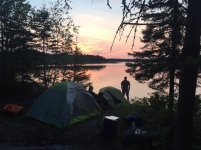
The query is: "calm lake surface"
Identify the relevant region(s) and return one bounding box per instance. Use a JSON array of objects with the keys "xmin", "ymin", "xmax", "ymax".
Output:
[
  {"xmin": 86, "ymin": 62, "xmax": 154, "ymax": 99},
  {"xmin": 85, "ymin": 62, "xmax": 201, "ymax": 99}
]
